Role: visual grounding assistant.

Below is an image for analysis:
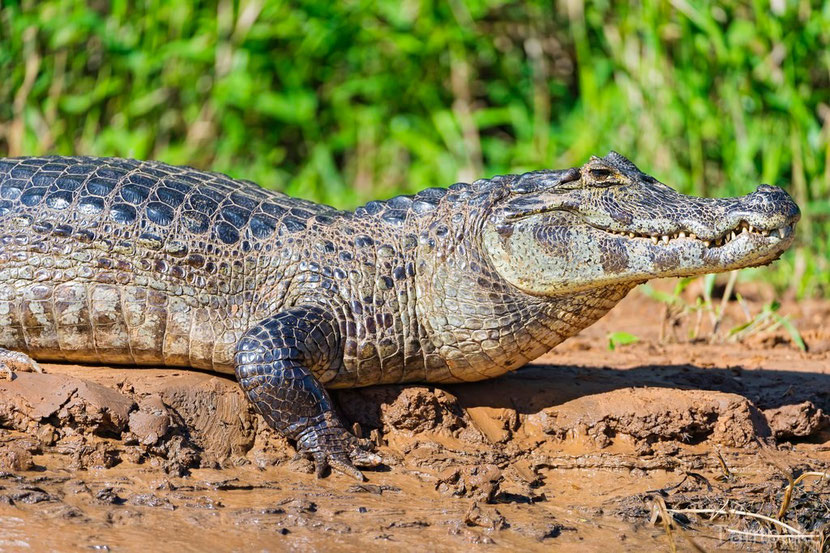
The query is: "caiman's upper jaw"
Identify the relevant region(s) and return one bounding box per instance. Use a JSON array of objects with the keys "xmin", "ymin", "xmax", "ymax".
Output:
[{"xmin": 600, "ymin": 220, "xmax": 796, "ymax": 248}]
